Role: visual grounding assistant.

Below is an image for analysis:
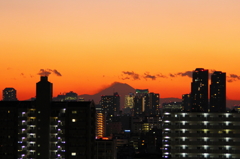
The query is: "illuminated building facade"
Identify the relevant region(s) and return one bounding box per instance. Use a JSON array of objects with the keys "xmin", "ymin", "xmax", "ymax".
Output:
[
  {"xmin": 191, "ymin": 68, "xmax": 209, "ymax": 112},
  {"xmin": 162, "ymin": 102, "xmax": 182, "ymax": 112},
  {"xmin": 124, "ymin": 93, "xmax": 134, "ymax": 109},
  {"xmin": 64, "ymin": 91, "xmax": 78, "ymax": 101},
  {"xmin": 101, "ymin": 92, "xmax": 120, "ymax": 117},
  {"xmin": 133, "ymin": 89, "xmax": 159, "ymax": 116},
  {"xmin": 162, "ymin": 112, "xmax": 240, "ymax": 159},
  {"xmin": 96, "ymin": 105, "xmax": 106, "ymax": 138},
  {"xmin": 2, "ymin": 87, "xmax": 18, "ymax": 101},
  {"xmin": 210, "ymin": 71, "xmax": 226, "ymax": 112},
  {"xmin": 182, "ymin": 94, "xmax": 191, "ymax": 111},
  {"xmin": 0, "ymin": 76, "xmax": 96, "ymax": 159}
]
